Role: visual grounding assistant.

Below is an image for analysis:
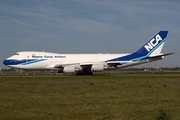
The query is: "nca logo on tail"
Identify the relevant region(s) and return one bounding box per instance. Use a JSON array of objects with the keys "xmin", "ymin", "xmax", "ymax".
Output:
[{"xmin": 144, "ymin": 34, "xmax": 162, "ymax": 52}]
